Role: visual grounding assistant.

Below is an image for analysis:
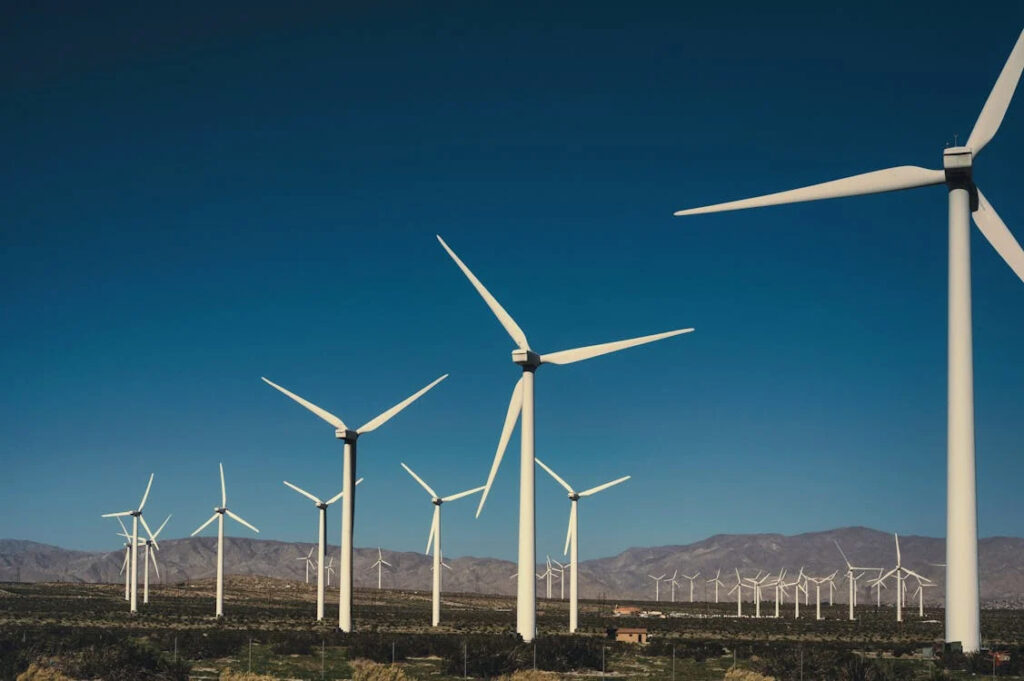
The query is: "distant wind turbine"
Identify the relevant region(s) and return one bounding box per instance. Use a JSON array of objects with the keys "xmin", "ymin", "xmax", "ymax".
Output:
[
  {"xmin": 141, "ymin": 515, "xmax": 170, "ymax": 605},
  {"xmin": 370, "ymin": 547, "xmax": 391, "ymax": 590},
  {"xmin": 282, "ymin": 476, "xmax": 362, "ymax": 621},
  {"xmin": 190, "ymin": 463, "xmax": 259, "ymax": 617},
  {"xmin": 102, "ymin": 473, "xmax": 157, "ymax": 613},
  {"xmin": 262, "ymin": 372, "xmax": 447, "ymax": 631},
  {"xmin": 401, "ymin": 462, "xmax": 484, "ymax": 627},
  {"xmin": 535, "ymin": 457, "xmax": 629, "ymax": 632}
]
